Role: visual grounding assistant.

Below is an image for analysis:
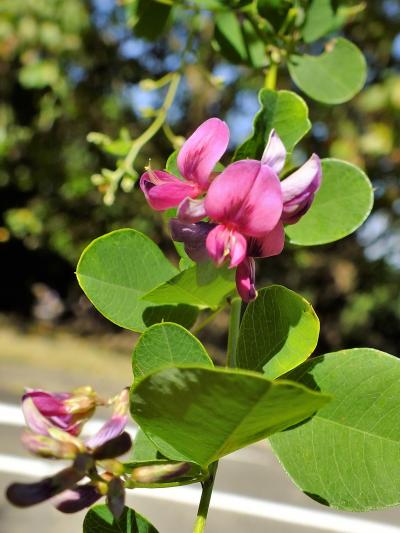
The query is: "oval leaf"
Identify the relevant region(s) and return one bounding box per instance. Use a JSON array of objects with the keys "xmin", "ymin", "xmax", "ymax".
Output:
[
  {"xmin": 270, "ymin": 348, "xmax": 400, "ymax": 511},
  {"xmin": 236, "ymin": 285, "xmax": 319, "ymax": 379},
  {"xmin": 288, "ymin": 38, "xmax": 367, "ymax": 104},
  {"xmin": 83, "ymin": 504, "xmax": 159, "ymax": 532},
  {"xmin": 234, "ymin": 89, "xmax": 311, "ymax": 161},
  {"xmin": 131, "ymin": 366, "xmax": 330, "ymax": 468},
  {"xmin": 142, "ymin": 261, "xmax": 235, "ymax": 310},
  {"xmin": 285, "ymin": 158, "xmax": 373, "ymax": 246},
  {"xmin": 76, "ymin": 229, "xmax": 198, "ymax": 332},
  {"xmin": 132, "ymin": 322, "xmax": 213, "ymax": 380}
]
